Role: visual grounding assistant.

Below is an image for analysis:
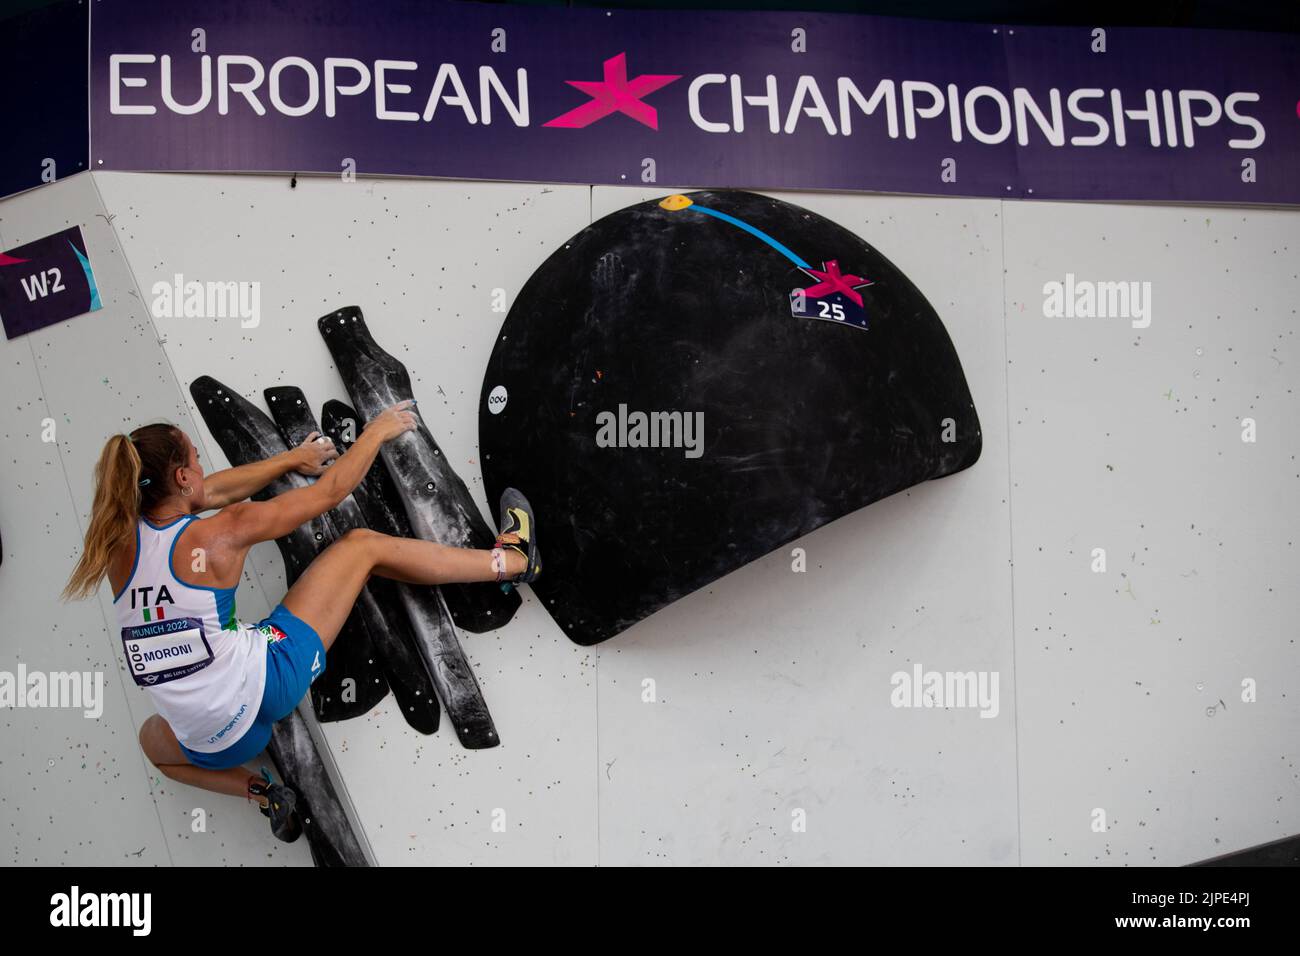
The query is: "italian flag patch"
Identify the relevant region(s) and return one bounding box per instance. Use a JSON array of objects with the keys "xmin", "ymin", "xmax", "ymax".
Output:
[{"xmin": 142, "ymin": 606, "xmax": 166, "ymax": 622}]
